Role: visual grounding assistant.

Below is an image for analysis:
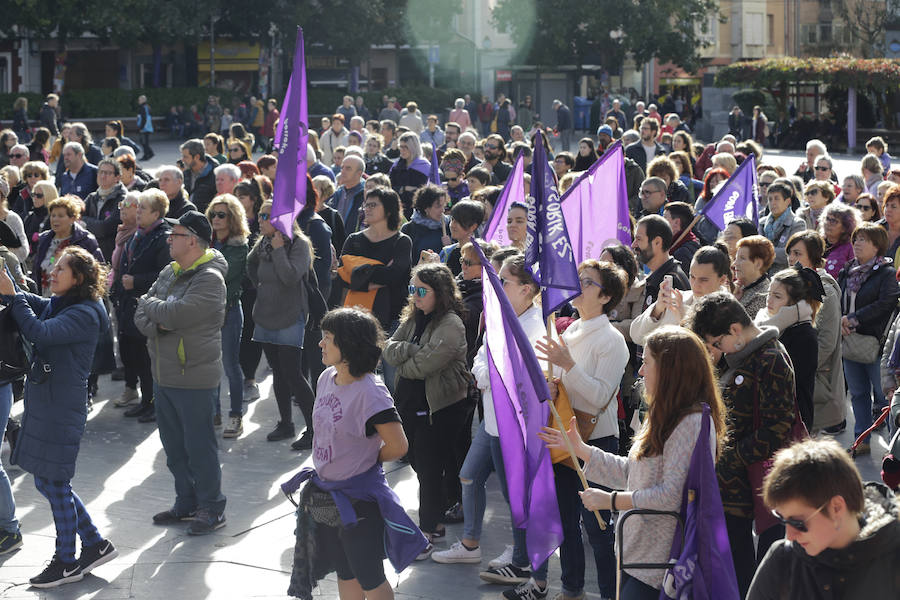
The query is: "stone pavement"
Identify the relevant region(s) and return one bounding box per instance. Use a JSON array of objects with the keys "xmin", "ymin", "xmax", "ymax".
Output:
[{"xmin": 0, "ymin": 369, "xmax": 597, "ymax": 600}]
